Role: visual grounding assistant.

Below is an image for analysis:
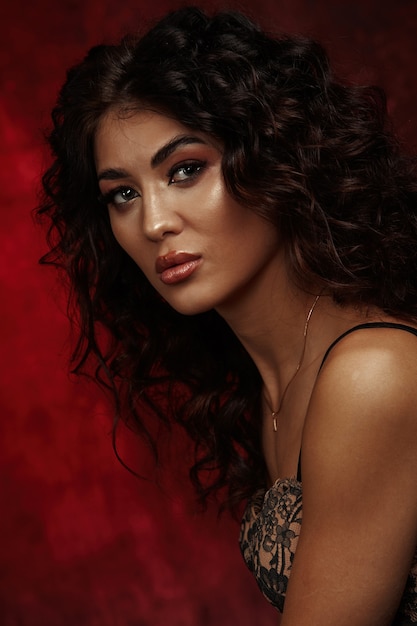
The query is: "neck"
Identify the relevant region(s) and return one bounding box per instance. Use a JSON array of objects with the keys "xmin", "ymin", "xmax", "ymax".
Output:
[
  {"xmin": 219, "ymin": 282, "xmax": 371, "ymax": 417},
  {"xmin": 265, "ymin": 293, "xmax": 320, "ymax": 427},
  {"xmin": 216, "ymin": 266, "xmax": 321, "ymax": 409}
]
